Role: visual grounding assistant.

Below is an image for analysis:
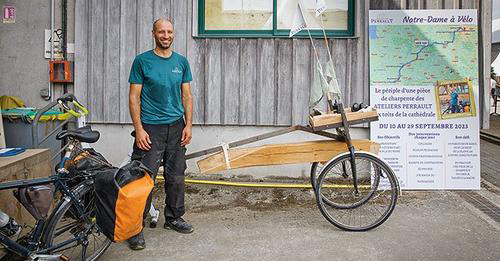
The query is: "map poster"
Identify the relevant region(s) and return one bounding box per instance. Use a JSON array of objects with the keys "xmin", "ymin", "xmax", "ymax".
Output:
[{"xmin": 369, "ymin": 9, "xmax": 480, "ymax": 190}]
